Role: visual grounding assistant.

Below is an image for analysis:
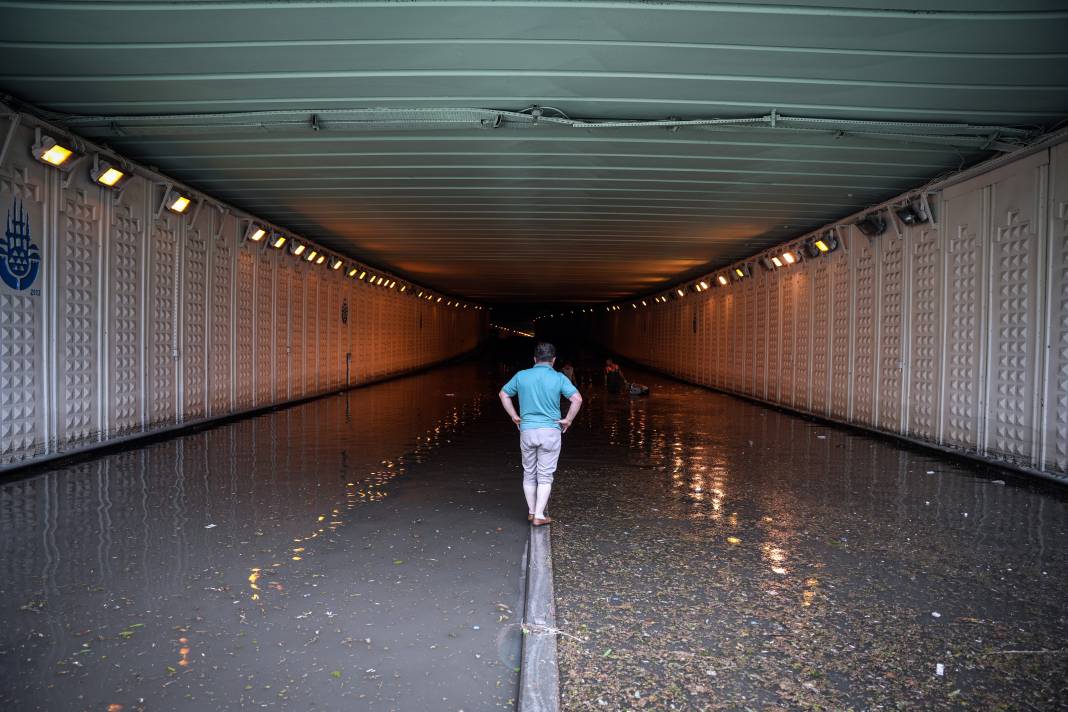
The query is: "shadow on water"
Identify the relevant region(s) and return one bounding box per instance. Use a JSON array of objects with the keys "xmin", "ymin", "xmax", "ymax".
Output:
[{"xmin": 0, "ymin": 360, "xmax": 528, "ymax": 711}]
